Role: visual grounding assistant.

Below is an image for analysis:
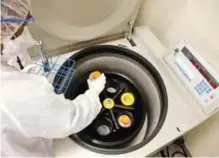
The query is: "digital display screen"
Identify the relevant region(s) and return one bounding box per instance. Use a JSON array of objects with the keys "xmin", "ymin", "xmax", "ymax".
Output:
[
  {"xmin": 176, "ymin": 57, "xmax": 194, "ymax": 80},
  {"xmin": 181, "ymin": 47, "xmax": 219, "ymax": 89}
]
